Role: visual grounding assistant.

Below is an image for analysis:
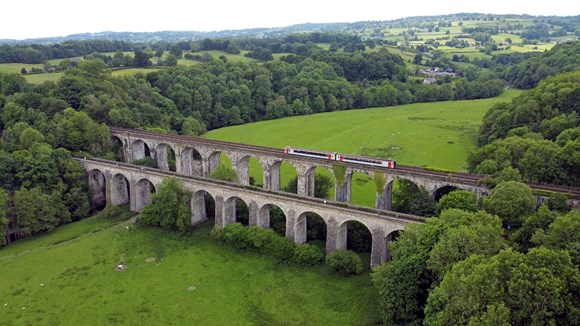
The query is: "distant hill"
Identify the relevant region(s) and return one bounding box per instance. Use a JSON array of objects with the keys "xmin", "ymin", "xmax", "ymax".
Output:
[{"xmin": 1, "ymin": 13, "xmax": 578, "ymax": 44}]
